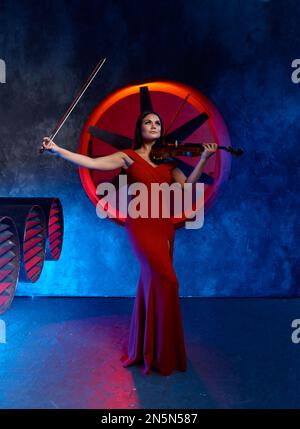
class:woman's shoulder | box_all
[119,149,135,171]
[119,148,136,158]
[120,148,133,152]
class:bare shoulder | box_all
[118,150,135,169]
[92,150,134,171]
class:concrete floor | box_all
[0,296,300,409]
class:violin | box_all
[150,140,244,162]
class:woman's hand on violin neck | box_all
[201,143,218,161]
[42,137,60,154]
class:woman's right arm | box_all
[42,137,133,171]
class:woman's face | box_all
[141,113,161,142]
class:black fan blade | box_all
[175,158,214,185]
[88,126,132,150]
[140,86,153,112]
[165,112,209,142]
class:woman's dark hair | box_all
[132,111,164,151]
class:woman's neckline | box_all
[132,149,160,169]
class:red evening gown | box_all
[119,149,187,376]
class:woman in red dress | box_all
[42,112,216,376]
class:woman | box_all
[42,111,217,376]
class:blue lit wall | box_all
[0,0,299,297]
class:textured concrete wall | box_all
[0,0,298,296]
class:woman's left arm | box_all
[171,167,187,188]
[172,143,218,186]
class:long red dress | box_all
[119,149,187,376]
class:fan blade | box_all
[140,86,153,112]
[165,112,209,142]
[88,126,132,150]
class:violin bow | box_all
[40,57,107,153]
[163,93,190,139]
